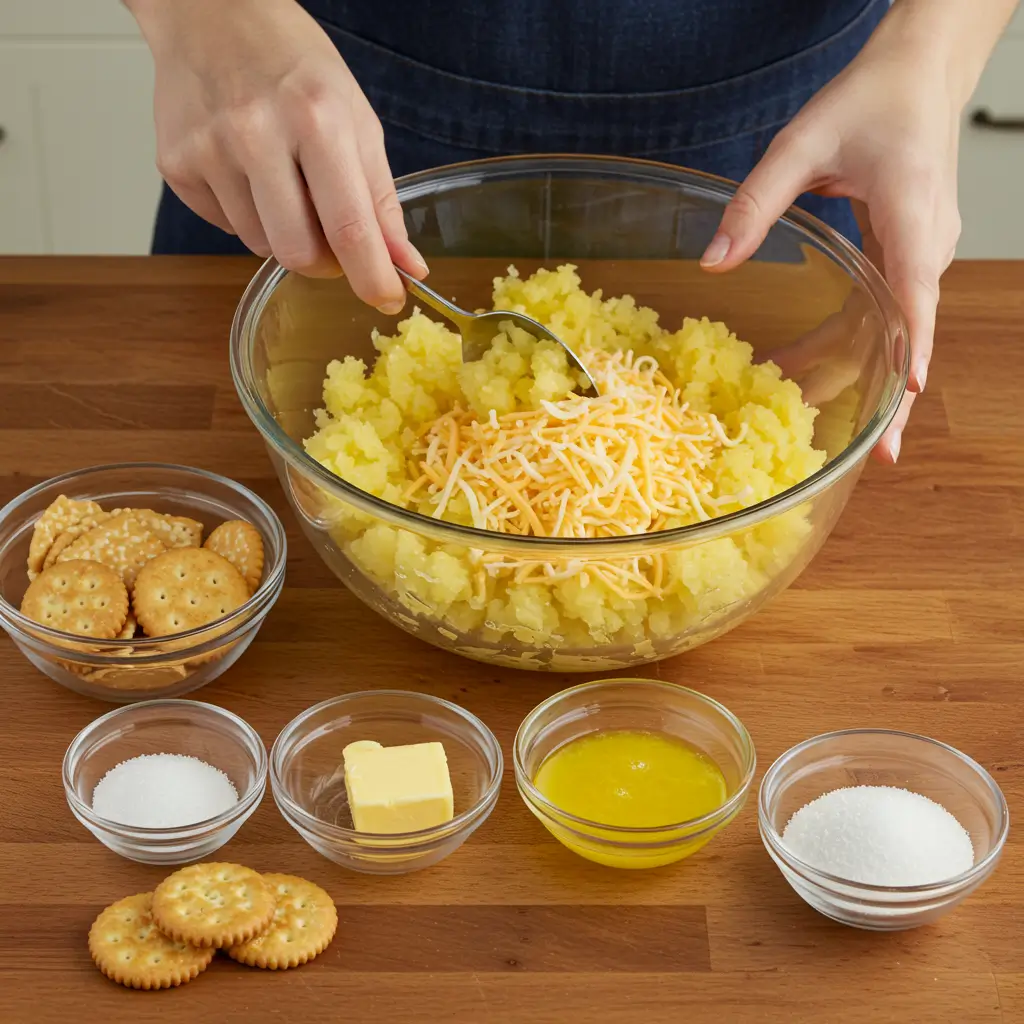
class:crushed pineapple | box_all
[304,265,826,659]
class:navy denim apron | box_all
[152,0,887,255]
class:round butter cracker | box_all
[152,862,275,949]
[133,548,249,637]
[21,559,129,639]
[89,892,215,990]
[114,507,203,549]
[41,510,114,573]
[226,873,337,970]
[79,661,191,692]
[117,610,139,641]
[27,495,104,578]
[204,519,265,594]
[56,511,167,589]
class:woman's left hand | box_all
[701,16,964,463]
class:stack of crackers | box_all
[19,495,266,691]
[89,862,338,990]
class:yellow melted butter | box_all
[535,729,727,828]
[532,730,729,868]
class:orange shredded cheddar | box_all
[408,348,751,598]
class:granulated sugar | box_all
[781,785,974,887]
[91,753,239,828]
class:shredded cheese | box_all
[406,349,749,600]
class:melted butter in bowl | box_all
[533,729,730,868]
[515,678,755,869]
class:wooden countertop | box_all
[0,257,1021,1024]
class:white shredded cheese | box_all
[407,348,749,599]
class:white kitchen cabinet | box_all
[0,3,161,255]
[1008,0,1024,36]
[0,0,141,36]
[958,33,1024,258]
[0,54,48,252]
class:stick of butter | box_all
[342,740,455,834]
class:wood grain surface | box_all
[0,257,1021,1024]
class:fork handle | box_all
[395,266,471,332]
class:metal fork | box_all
[395,267,600,397]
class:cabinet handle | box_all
[0,127,6,146]
[970,108,1024,132]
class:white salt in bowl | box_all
[63,699,267,865]
[758,729,1009,930]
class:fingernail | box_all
[377,300,404,316]
[911,363,928,393]
[409,245,428,275]
[888,432,902,462]
[701,233,732,268]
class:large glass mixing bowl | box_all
[231,156,907,671]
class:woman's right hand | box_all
[126,0,425,311]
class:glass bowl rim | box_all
[0,461,288,656]
[231,153,910,558]
[269,689,504,844]
[62,697,269,838]
[514,677,757,837]
[757,726,1011,895]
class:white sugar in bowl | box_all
[758,729,1009,930]
[63,699,267,865]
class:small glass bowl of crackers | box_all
[0,463,287,702]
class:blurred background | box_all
[2,0,1022,258]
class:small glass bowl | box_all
[758,729,1010,931]
[63,699,268,864]
[0,463,287,702]
[271,691,503,874]
[515,679,756,869]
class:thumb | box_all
[701,131,814,272]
